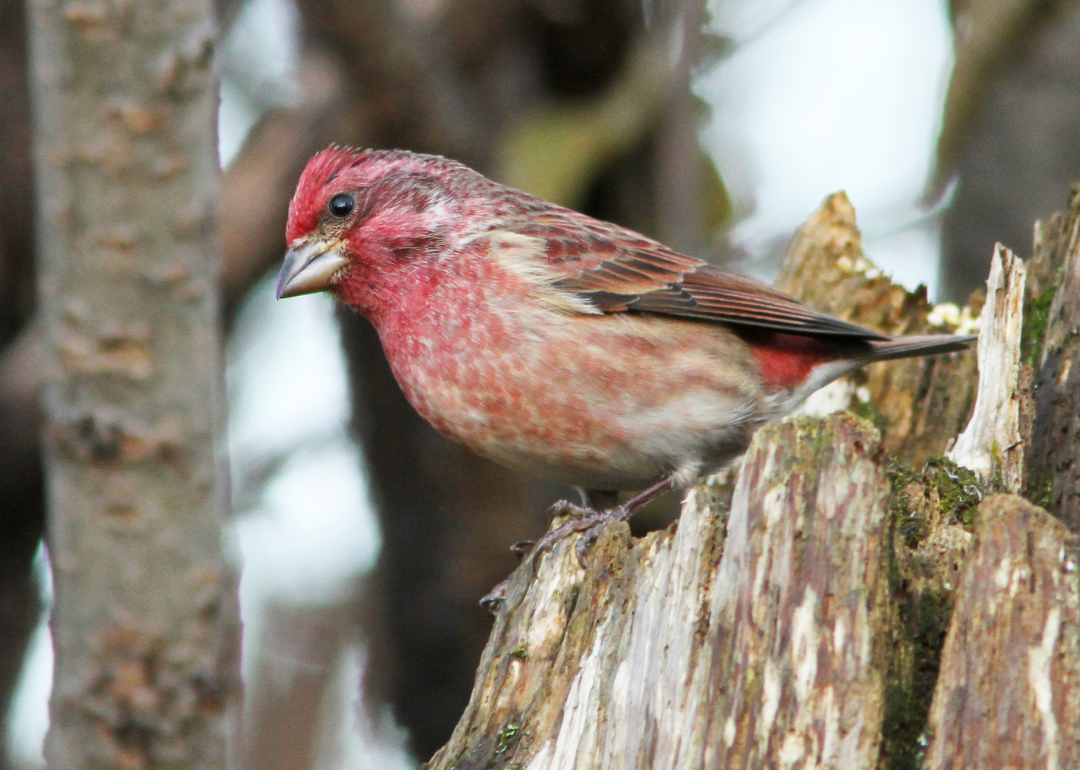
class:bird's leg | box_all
[480,477,678,610]
[530,474,678,570]
[506,490,617,554]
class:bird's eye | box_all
[328,193,355,218]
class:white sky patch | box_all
[227,275,352,460]
[699,0,953,297]
[218,0,300,167]
[5,546,51,770]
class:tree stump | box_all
[423,192,1080,769]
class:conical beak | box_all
[276,240,349,299]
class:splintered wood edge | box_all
[948,243,1026,490]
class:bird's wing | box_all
[496,208,888,340]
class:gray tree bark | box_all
[25,0,238,767]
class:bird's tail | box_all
[862,333,977,363]
[770,332,977,419]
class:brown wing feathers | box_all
[515,209,888,341]
[622,267,881,337]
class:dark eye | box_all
[328,193,354,218]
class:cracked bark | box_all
[1027,188,1080,530]
[923,493,1080,770]
[428,414,894,770]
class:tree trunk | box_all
[25,0,239,767]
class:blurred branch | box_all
[215,0,250,34]
[928,0,1058,201]
[936,1,1080,300]
[495,32,677,207]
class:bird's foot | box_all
[479,578,510,613]
[510,540,535,557]
[529,499,630,571]
[481,477,678,608]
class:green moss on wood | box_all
[495,721,522,754]
[1021,285,1055,369]
[924,457,982,528]
[888,456,983,543]
[881,453,982,769]
[880,589,952,770]
[888,460,929,548]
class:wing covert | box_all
[492,205,887,341]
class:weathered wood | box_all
[923,494,1080,769]
[948,244,1028,491]
[426,414,900,770]
[777,193,977,468]
[1027,189,1080,529]
[701,415,892,769]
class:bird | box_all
[276,147,975,568]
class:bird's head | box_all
[276,147,474,314]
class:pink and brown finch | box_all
[277,147,975,565]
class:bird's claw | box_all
[575,525,605,568]
[482,501,628,608]
[528,503,630,573]
[548,499,592,518]
[510,540,535,557]
[479,577,511,613]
